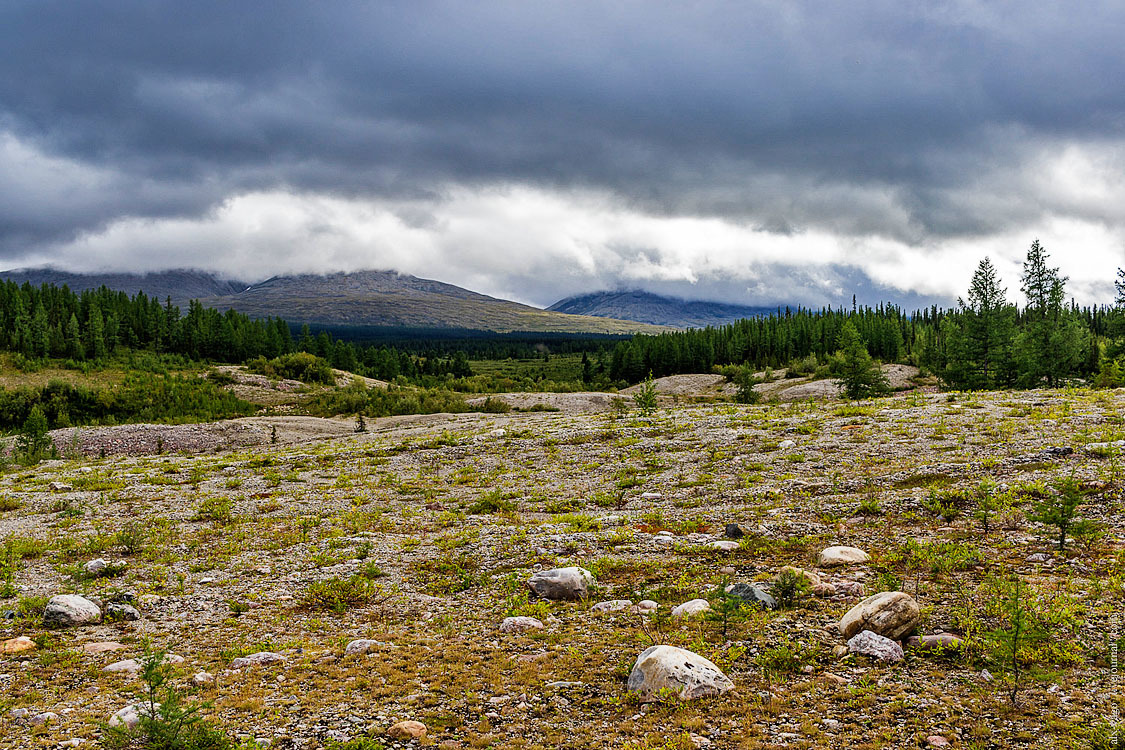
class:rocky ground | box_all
[1,384,1123,749]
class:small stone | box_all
[82,641,126,655]
[846,630,904,663]
[104,659,143,674]
[109,703,158,730]
[387,720,427,740]
[640,492,662,499]
[926,736,951,748]
[820,672,847,686]
[906,633,964,653]
[499,616,545,633]
[980,669,994,682]
[43,595,101,628]
[344,639,383,655]
[438,741,462,750]
[31,711,60,725]
[229,651,286,669]
[709,540,740,551]
[1026,552,1052,563]
[817,546,870,567]
[718,566,736,575]
[778,440,796,449]
[590,599,632,613]
[192,672,215,686]
[811,583,837,597]
[0,636,36,655]
[832,644,849,658]
[632,599,659,613]
[671,599,711,619]
[689,733,712,748]
[723,524,745,539]
[59,740,85,748]
[49,482,73,492]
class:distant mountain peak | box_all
[548,289,776,328]
[0,266,662,335]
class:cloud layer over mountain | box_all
[2,1,1123,306]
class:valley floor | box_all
[1,386,1122,749]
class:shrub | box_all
[633,371,659,416]
[771,569,811,609]
[301,575,379,613]
[246,352,335,385]
[101,647,233,750]
[1030,476,1086,551]
[467,489,517,514]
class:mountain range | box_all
[548,290,774,327]
[0,267,660,334]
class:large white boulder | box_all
[627,645,734,702]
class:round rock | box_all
[43,595,101,628]
[839,591,921,640]
[817,546,870,567]
[499,616,545,633]
[671,599,711,619]
[388,720,427,739]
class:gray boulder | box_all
[725,583,777,610]
[43,595,101,628]
[627,645,734,702]
[105,603,141,622]
[847,630,904,662]
[527,567,594,601]
[839,591,921,640]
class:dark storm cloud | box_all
[1,0,1123,295]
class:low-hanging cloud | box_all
[1,1,1124,307]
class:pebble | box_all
[590,599,633,613]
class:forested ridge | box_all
[610,241,1120,391]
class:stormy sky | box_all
[2,1,1124,308]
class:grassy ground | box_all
[0,387,1123,748]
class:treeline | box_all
[0,374,253,431]
[0,281,485,384]
[609,305,917,382]
[0,281,294,362]
[609,240,1115,390]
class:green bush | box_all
[246,352,335,385]
[301,575,380,613]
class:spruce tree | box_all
[944,257,1015,389]
[1016,239,1083,387]
[837,320,890,399]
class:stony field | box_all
[1,386,1124,749]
